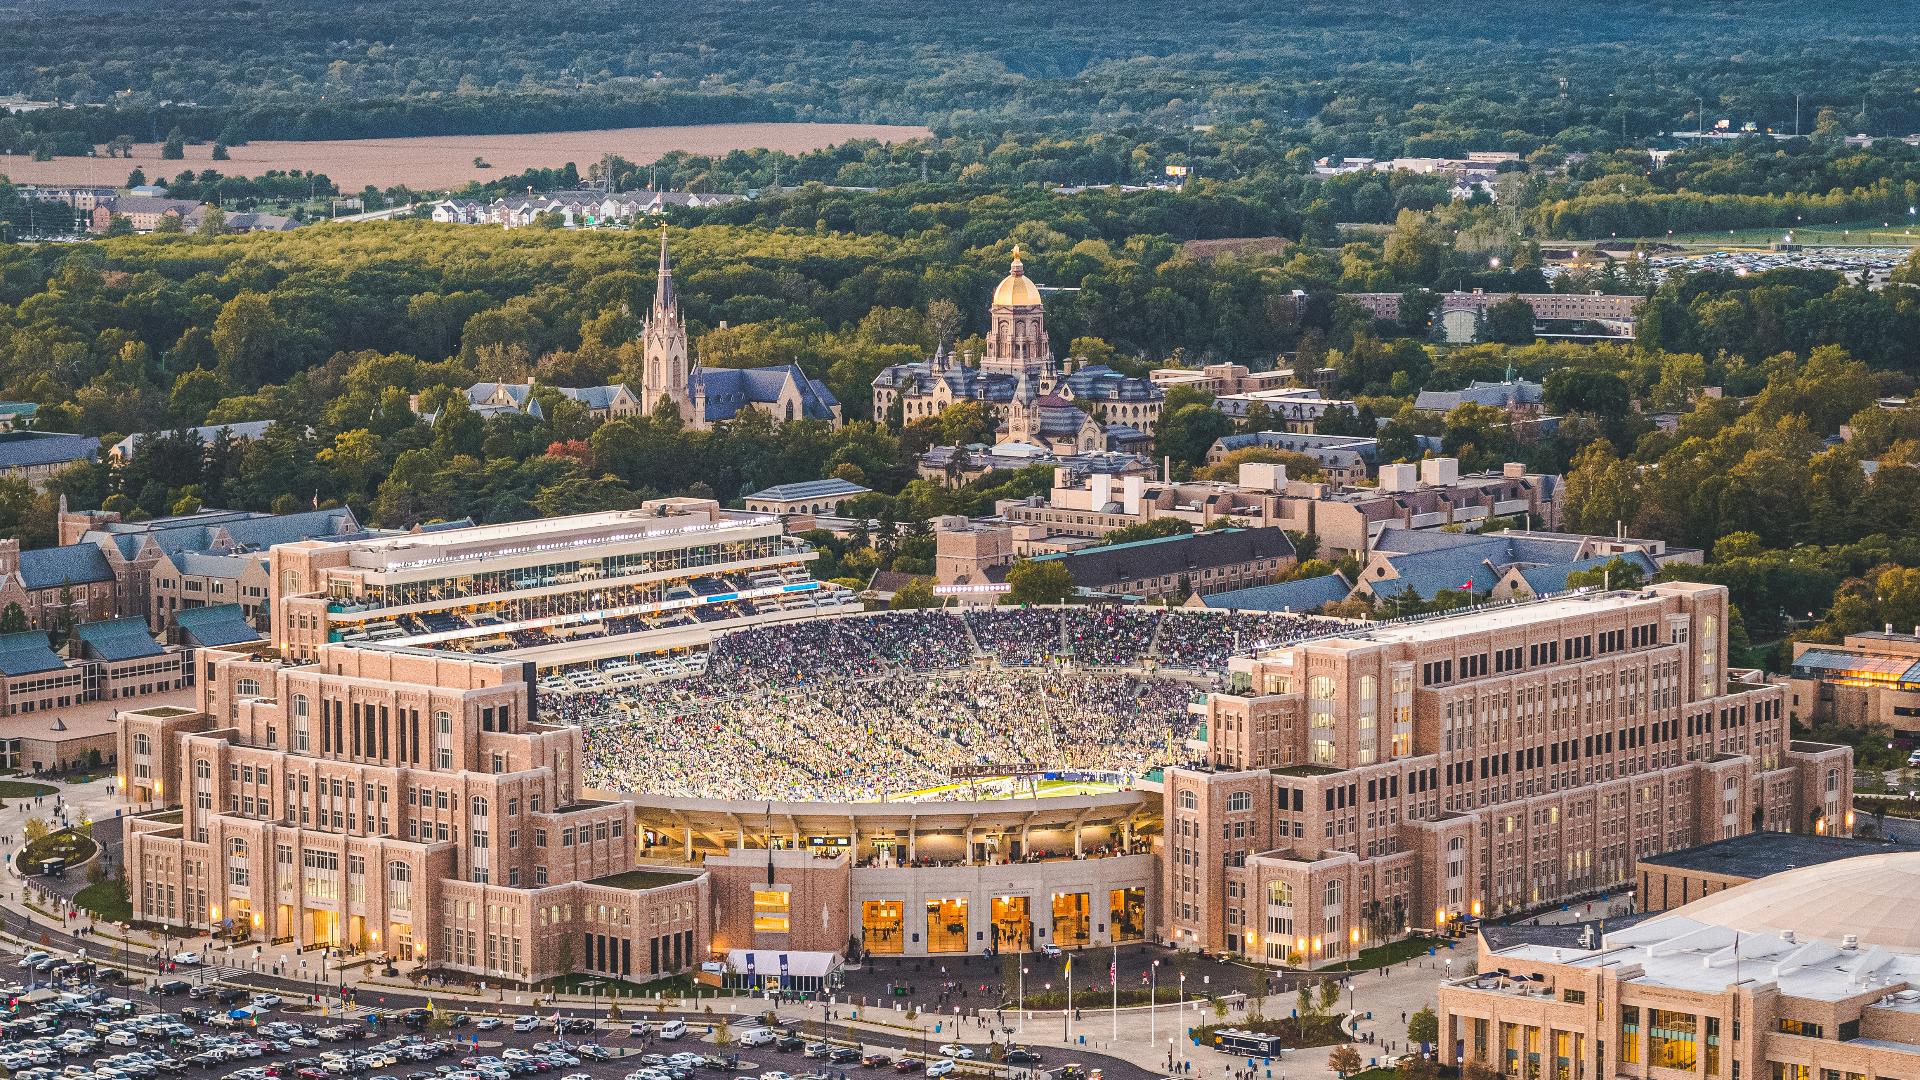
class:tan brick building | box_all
[1162,581,1848,968]
[1439,852,1920,1080]
[120,643,707,984]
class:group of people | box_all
[581,668,1203,802]
[560,606,1347,802]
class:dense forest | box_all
[3,0,1920,152]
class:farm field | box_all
[0,121,933,190]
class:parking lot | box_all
[0,951,1129,1080]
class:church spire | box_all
[654,225,675,314]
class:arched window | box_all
[133,733,151,756]
[229,838,249,887]
[292,694,310,751]
[1177,790,1197,810]
[1267,882,1292,906]
[433,710,453,769]
[1325,880,1342,907]
[194,759,211,779]
[1360,675,1377,700]
[1309,675,1335,699]
[471,797,488,818]
[387,862,412,910]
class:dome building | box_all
[871,245,1164,453]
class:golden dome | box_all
[992,245,1043,307]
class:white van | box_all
[736,1028,776,1048]
[657,1021,688,1041]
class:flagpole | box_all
[1111,941,1118,1041]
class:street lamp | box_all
[1149,959,1159,1049]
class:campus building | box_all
[1786,631,1920,734]
[871,248,1163,444]
[263,499,858,686]
[1161,581,1850,968]
[120,643,708,983]
[1438,851,1920,1080]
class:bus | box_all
[1212,1029,1287,1056]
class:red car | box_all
[892,1061,924,1074]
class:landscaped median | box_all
[14,822,98,876]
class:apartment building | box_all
[1438,852,1920,1080]
[1161,581,1849,968]
[120,643,708,983]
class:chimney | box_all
[1122,475,1145,516]
[1502,462,1526,479]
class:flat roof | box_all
[1639,831,1905,878]
[587,869,701,891]
[1338,591,1657,645]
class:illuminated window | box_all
[752,889,791,933]
[1649,1010,1697,1071]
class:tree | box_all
[1565,555,1646,591]
[1328,1046,1362,1077]
[160,127,186,160]
[1408,1006,1439,1049]
[1481,296,1536,344]
[891,577,937,609]
[211,141,230,161]
[1004,559,1075,605]
[0,603,26,634]
[198,206,226,236]
[23,818,48,846]
[1102,518,1193,545]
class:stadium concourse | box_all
[566,607,1348,803]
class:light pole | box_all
[1018,964,1027,1034]
[1149,960,1158,1049]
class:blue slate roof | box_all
[1515,551,1659,596]
[1373,540,1509,600]
[554,385,631,410]
[110,421,272,460]
[89,507,359,562]
[18,544,114,590]
[0,431,98,470]
[0,631,64,676]
[698,365,839,423]
[746,478,871,503]
[72,617,164,661]
[173,603,263,647]
[1199,573,1353,613]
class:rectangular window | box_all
[1649,1010,1697,1071]
[753,889,791,933]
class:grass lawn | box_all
[1612,218,1920,249]
[16,827,98,874]
[1350,1069,1399,1080]
[541,970,704,996]
[1321,936,1450,973]
[75,878,133,922]
[0,780,57,799]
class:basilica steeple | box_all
[642,227,695,423]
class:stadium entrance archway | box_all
[863,900,905,954]
[926,898,968,953]
[1110,887,1146,941]
[991,895,1032,950]
[1052,891,1091,947]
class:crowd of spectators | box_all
[563,606,1352,801]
